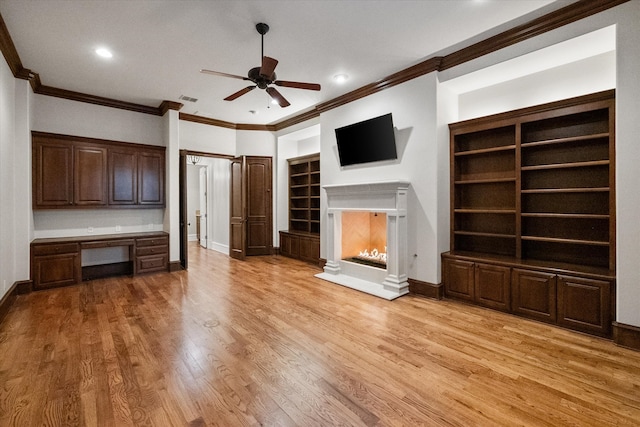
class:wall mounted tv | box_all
[335,113,397,166]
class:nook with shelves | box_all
[443,90,615,337]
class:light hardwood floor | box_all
[1,243,639,426]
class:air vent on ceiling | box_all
[179,95,198,103]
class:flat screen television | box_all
[335,113,397,166]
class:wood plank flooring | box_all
[1,243,639,426]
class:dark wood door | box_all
[475,263,511,312]
[246,156,272,256]
[138,151,165,205]
[74,145,108,206]
[229,156,247,260]
[557,275,611,336]
[33,139,73,207]
[511,269,557,323]
[108,148,137,205]
[443,258,475,301]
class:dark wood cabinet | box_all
[279,231,320,265]
[138,151,165,206]
[74,145,108,206]
[512,269,557,323]
[557,275,612,336]
[443,91,615,338]
[33,132,165,209]
[109,148,138,205]
[442,258,510,311]
[135,235,169,274]
[31,243,81,290]
[33,139,73,207]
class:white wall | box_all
[320,73,441,284]
[186,164,201,239]
[207,157,230,254]
[457,51,615,120]
[0,51,17,298]
[179,120,235,155]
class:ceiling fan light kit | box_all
[200,22,321,108]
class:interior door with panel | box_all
[246,156,272,256]
[229,156,273,260]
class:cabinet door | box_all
[475,263,510,312]
[109,149,137,205]
[33,253,80,289]
[300,236,320,264]
[33,140,73,207]
[74,145,108,206]
[443,258,475,301]
[511,269,556,323]
[557,275,612,337]
[138,151,165,205]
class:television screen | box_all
[335,113,397,166]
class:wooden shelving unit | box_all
[280,154,320,264]
[443,90,615,337]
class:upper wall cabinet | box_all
[32,132,166,210]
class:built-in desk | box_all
[30,231,169,290]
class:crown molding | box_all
[179,112,237,129]
[159,100,184,115]
[0,0,630,130]
[439,0,630,71]
[0,12,27,78]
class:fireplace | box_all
[316,181,410,300]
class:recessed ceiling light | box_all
[95,48,113,59]
[333,73,349,84]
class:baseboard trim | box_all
[613,322,640,351]
[408,278,443,300]
[0,280,33,324]
[168,261,183,272]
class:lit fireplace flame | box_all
[357,246,387,264]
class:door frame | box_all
[178,149,233,270]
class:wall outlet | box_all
[115,225,121,232]
[88,227,94,233]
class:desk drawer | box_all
[136,236,169,247]
[81,239,135,249]
[136,254,168,273]
[32,243,79,256]
[136,245,168,257]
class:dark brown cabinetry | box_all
[280,154,320,264]
[443,91,615,337]
[33,132,165,209]
[31,243,81,290]
[279,231,320,264]
[135,235,169,274]
[31,232,169,290]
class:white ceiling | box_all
[0,0,580,125]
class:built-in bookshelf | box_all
[280,154,320,264]
[443,90,615,338]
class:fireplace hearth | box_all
[315,181,410,300]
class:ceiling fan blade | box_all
[260,56,278,78]
[200,69,249,81]
[224,86,256,101]
[274,80,321,91]
[266,87,290,107]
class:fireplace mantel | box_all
[316,180,410,300]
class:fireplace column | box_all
[323,210,341,274]
[382,211,409,295]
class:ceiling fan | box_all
[200,23,321,108]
